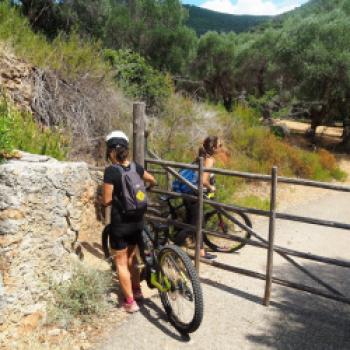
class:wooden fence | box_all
[105,102,350,307]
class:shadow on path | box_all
[81,241,105,260]
[246,262,350,350]
[200,277,263,305]
[139,298,191,342]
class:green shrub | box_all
[0,98,14,159]
[236,195,270,211]
[104,49,172,112]
[0,97,69,160]
[0,2,107,79]
[222,105,346,182]
[48,264,112,328]
[247,90,278,114]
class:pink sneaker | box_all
[123,300,140,313]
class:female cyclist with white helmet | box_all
[103,130,156,313]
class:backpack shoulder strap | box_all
[111,164,125,176]
[129,162,136,172]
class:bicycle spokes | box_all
[160,251,196,325]
[204,211,252,253]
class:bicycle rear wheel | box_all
[203,210,252,253]
[101,224,117,271]
[158,245,203,334]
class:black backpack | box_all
[112,162,147,217]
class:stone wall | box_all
[0,152,103,324]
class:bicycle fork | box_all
[150,270,172,292]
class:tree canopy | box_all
[9,0,350,148]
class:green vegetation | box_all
[0,3,106,79]
[0,96,69,161]
[184,5,270,36]
[10,0,350,147]
[11,0,197,75]
[0,98,13,158]
[47,264,112,328]
[1,0,347,189]
[236,195,270,211]
[194,32,237,111]
[149,99,346,208]
[226,105,346,180]
[104,49,172,111]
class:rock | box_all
[23,303,45,316]
[0,219,24,235]
[80,331,87,340]
[48,328,62,336]
[20,312,43,332]
[0,154,103,325]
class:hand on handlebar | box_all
[203,185,216,198]
[146,183,157,191]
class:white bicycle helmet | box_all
[105,130,129,148]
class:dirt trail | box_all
[95,159,350,350]
[275,120,343,138]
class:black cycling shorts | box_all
[109,222,143,251]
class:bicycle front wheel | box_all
[203,210,252,253]
[158,245,203,334]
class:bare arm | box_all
[143,170,157,188]
[103,183,113,206]
[203,157,215,191]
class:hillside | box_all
[184,5,270,35]
[1,1,347,180]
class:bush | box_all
[104,49,172,112]
[0,98,13,158]
[0,2,107,79]
[0,97,69,160]
[222,105,345,181]
[48,264,112,328]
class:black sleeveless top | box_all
[103,162,144,225]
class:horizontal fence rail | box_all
[102,103,350,309]
[145,158,350,192]
[150,188,350,231]
[144,152,350,305]
[196,258,350,305]
[146,212,350,269]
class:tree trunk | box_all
[223,96,233,112]
[307,106,325,141]
[342,119,350,152]
[256,61,267,97]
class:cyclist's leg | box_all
[125,231,143,296]
[113,247,133,299]
[184,198,208,256]
[110,227,140,310]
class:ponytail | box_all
[196,136,219,161]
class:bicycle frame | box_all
[150,195,225,233]
[141,226,172,292]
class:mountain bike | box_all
[102,224,204,334]
[148,193,252,253]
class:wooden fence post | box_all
[195,157,204,273]
[264,166,278,306]
[133,102,146,167]
[144,129,149,171]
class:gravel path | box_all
[97,189,350,350]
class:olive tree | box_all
[193,31,237,111]
[275,11,350,144]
